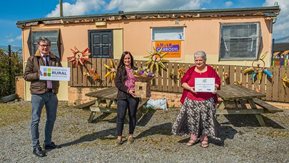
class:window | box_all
[152,27,184,41]
[152,27,184,58]
[89,30,113,58]
[219,23,260,60]
[28,30,61,58]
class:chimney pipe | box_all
[59,0,63,17]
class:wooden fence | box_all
[68,58,289,103]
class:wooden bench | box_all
[253,98,283,113]
[86,87,150,123]
[74,100,96,109]
[217,85,267,126]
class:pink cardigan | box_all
[180,65,221,104]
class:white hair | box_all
[194,51,207,61]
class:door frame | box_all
[88,29,113,58]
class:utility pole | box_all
[60,0,63,17]
[8,45,12,94]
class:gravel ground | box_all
[1,101,289,163]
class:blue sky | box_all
[0,0,288,47]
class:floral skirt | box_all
[172,97,220,140]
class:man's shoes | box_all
[33,147,46,157]
[44,142,61,150]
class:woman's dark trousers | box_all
[116,97,139,136]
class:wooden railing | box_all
[68,58,289,103]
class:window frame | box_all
[27,29,61,59]
[219,22,261,61]
[152,27,184,41]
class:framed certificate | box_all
[195,78,215,92]
[40,66,70,81]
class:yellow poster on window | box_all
[154,40,181,58]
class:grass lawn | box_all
[0,101,31,127]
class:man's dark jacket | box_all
[24,50,62,94]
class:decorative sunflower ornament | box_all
[144,47,169,75]
[67,47,90,67]
[104,59,116,82]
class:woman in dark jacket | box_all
[115,51,139,145]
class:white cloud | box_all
[47,0,106,17]
[106,0,121,10]
[106,0,210,11]
[225,1,233,7]
[48,0,211,16]
[7,38,14,43]
[263,0,289,39]
[16,35,22,40]
[7,35,22,44]
[7,35,22,43]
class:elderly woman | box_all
[172,51,221,148]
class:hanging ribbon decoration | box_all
[243,52,273,83]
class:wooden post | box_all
[8,45,12,94]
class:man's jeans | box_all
[31,92,58,148]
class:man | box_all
[24,37,62,157]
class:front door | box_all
[89,30,113,58]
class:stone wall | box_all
[68,87,100,106]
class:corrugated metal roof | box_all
[16,6,280,28]
[273,43,289,52]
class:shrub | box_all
[0,48,23,97]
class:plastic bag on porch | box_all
[145,98,168,110]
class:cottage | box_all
[17,6,280,104]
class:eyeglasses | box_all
[39,44,51,47]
